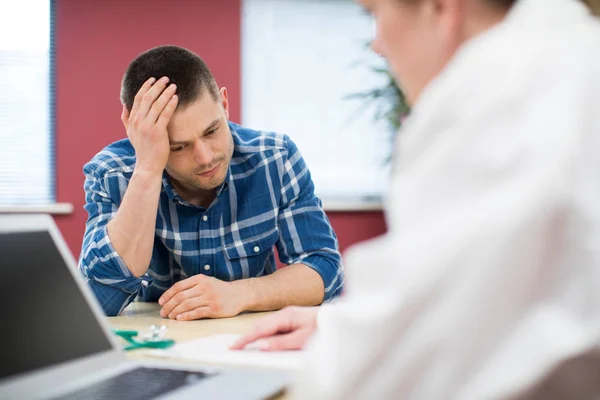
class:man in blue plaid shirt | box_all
[78,45,343,319]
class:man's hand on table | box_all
[158,275,249,320]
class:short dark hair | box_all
[120,45,220,112]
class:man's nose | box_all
[193,141,214,166]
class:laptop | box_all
[0,214,290,400]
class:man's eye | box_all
[171,145,186,152]
[206,128,217,136]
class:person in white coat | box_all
[232,0,600,398]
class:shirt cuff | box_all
[294,254,344,302]
[81,225,154,294]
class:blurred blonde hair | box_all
[582,0,600,15]
[488,0,600,15]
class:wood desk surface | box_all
[108,302,289,399]
[109,302,275,342]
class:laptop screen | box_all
[0,231,113,381]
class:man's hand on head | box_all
[158,275,249,320]
[122,76,178,177]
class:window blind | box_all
[0,0,53,205]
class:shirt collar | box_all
[161,172,183,203]
[219,166,231,194]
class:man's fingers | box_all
[146,83,177,124]
[168,296,207,320]
[160,288,193,317]
[136,76,170,120]
[159,276,197,306]
[175,306,212,321]
[130,77,156,120]
[230,313,293,350]
[160,293,185,318]
[156,94,179,129]
[159,286,198,318]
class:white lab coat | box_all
[293,0,600,398]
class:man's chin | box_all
[187,176,225,191]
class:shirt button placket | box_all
[199,213,211,276]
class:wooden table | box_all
[110,302,276,343]
[109,302,288,399]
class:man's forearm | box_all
[236,263,325,312]
[106,169,162,278]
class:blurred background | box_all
[0,0,408,259]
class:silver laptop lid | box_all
[0,214,125,398]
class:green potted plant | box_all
[345,62,410,163]
[347,66,409,132]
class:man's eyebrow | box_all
[169,119,221,145]
[169,139,189,146]
[203,118,221,134]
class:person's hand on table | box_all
[158,275,246,320]
[230,306,318,351]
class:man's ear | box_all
[121,104,130,128]
[220,87,230,120]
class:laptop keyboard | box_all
[55,366,212,400]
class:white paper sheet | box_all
[147,333,303,370]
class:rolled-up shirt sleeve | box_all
[276,136,344,301]
[78,164,153,316]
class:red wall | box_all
[330,211,386,254]
[54,0,386,259]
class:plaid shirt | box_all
[78,122,344,316]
